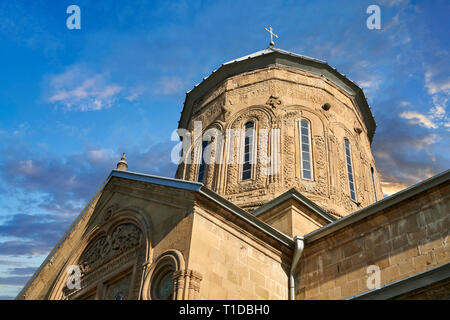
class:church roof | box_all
[179,45,377,142]
[251,188,337,223]
[109,170,294,248]
[17,167,449,299]
[304,169,450,244]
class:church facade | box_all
[18,46,450,300]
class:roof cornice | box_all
[349,262,450,300]
[111,170,294,248]
[179,46,376,142]
[304,169,450,244]
[251,188,337,223]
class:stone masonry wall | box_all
[295,182,450,299]
[187,204,291,299]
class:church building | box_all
[17,41,450,300]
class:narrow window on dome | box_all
[197,140,208,182]
[299,119,313,180]
[371,166,378,202]
[242,121,255,181]
[344,139,357,201]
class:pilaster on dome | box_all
[116,153,128,171]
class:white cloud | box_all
[381,180,408,196]
[378,0,410,7]
[399,111,438,129]
[400,101,411,107]
[17,160,39,176]
[46,66,123,111]
[154,76,185,95]
[125,87,145,102]
[430,105,445,119]
[86,149,117,163]
[425,70,450,95]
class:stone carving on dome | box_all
[192,99,224,129]
[205,139,218,189]
[282,134,296,189]
[313,136,329,197]
[79,223,143,275]
[266,95,282,109]
[225,109,271,195]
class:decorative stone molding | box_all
[176,65,383,216]
[141,249,187,300]
[79,223,143,275]
[102,204,119,222]
[173,269,203,300]
[266,95,282,108]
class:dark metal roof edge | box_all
[348,262,450,300]
[17,170,294,298]
[304,169,450,244]
[109,171,293,248]
[110,170,203,191]
[252,188,336,223]
[179,46,376,141]
[115,171,294,248]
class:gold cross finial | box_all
[265,26,278,46]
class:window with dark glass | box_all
[197,140,208,182]
[150,269,174,300]
[300,119,313,180]
[344,139,357,201]
[242,121,255,180]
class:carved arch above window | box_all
[48,210,150,300]
[141,250,202,300]
[78,223,143,275]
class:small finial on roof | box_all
[116,153,128,171]
[265,26,278,47]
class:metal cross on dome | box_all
[265,26,278,46]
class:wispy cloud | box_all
[373,109,447,196]
[46,66,123,111]
[399,110,438,129]
[154,76,186,95]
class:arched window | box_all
[371,166,378,201]
[242,121,255,180]
[150,268,175,300]
[344,139,357,201]
[299,119,313,180]
[197,140,209,182]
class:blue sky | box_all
[0,0,448,299]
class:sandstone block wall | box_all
[295,183,450,299]
[187,205,291,299]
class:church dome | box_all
[175,46,382,217]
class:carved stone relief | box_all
[79,223,143,275]
[266,95,282,108]
[313,136,329,197]
[225,108,272,195]
[177,65,381,216]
